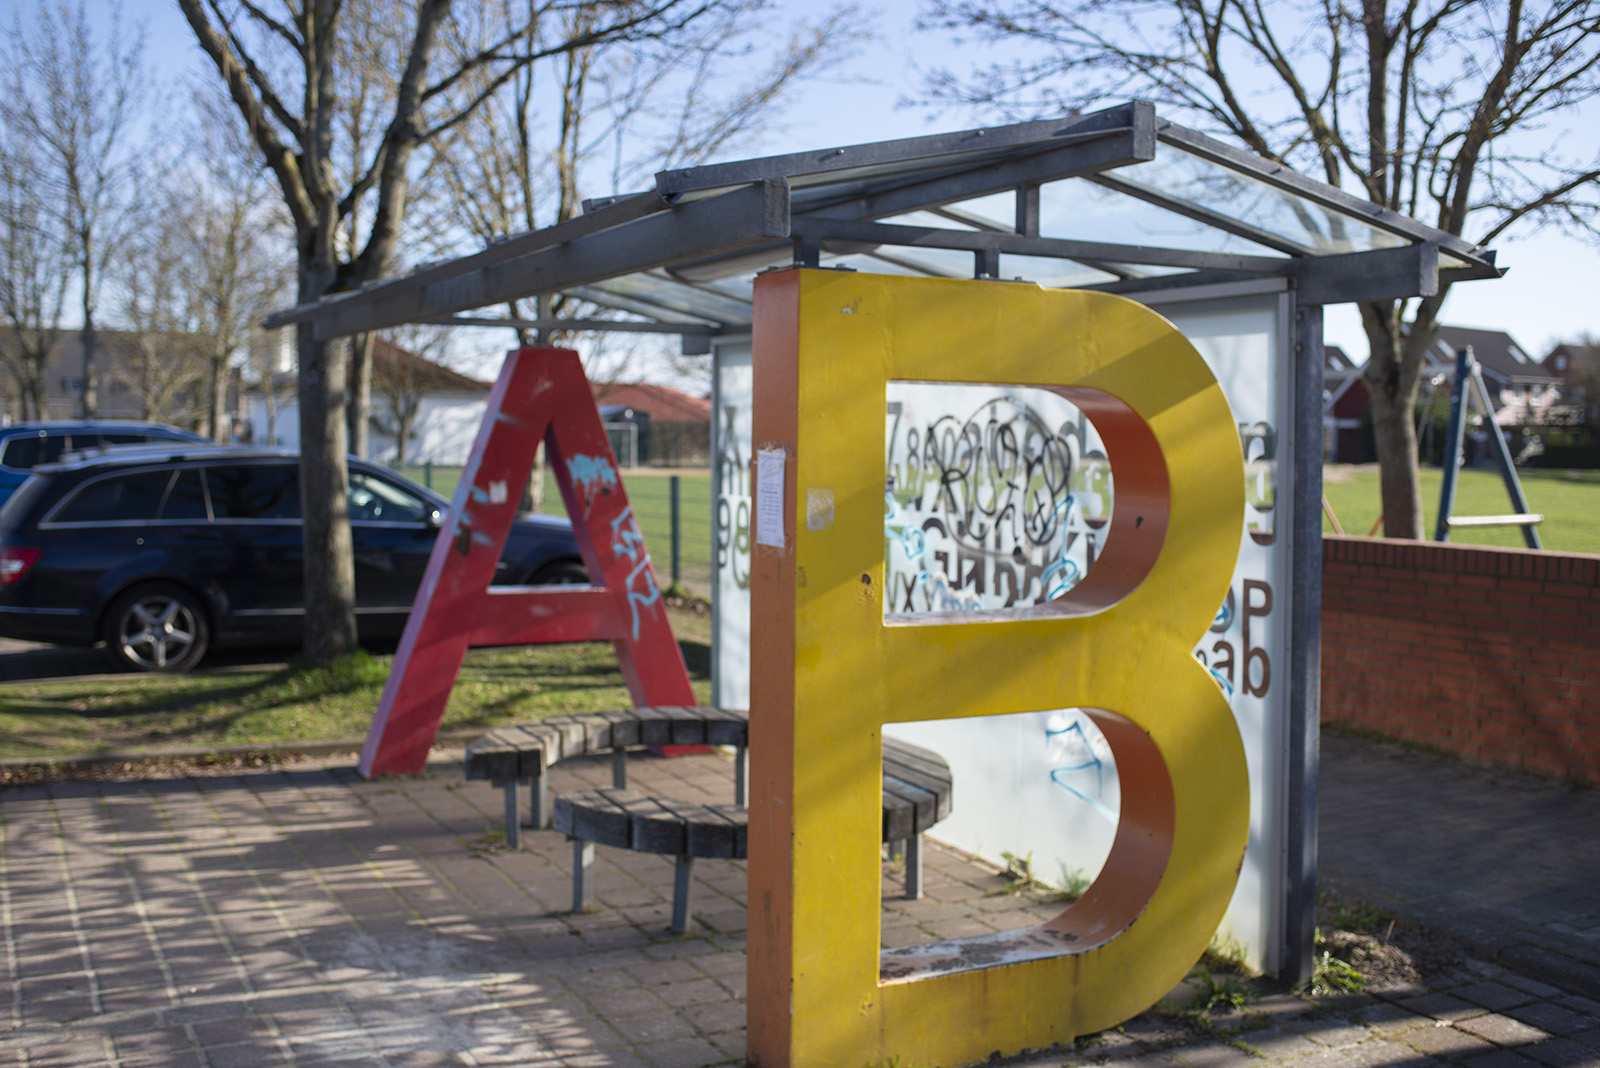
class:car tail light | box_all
[0,547,41,585]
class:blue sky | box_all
[32,0,1600,365]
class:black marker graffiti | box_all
[884,392,1110,613]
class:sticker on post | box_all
[756,449,786,548]
[806,488,834,530]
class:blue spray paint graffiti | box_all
[609,505,662,641]
[1044,714,1117,822]
[568,454,618,515]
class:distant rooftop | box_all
[595,382,711,423]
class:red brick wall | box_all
[1321,536,1600,785]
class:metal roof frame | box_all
[265,101,1501,343]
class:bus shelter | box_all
[270,100,1499,1005]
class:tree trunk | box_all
[80,231,97,417]
[79,319,96,417]
[210,345,230,442]
[297,318,358,663]
[347,332,372,457]
[1362,311,1425,539]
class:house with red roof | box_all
[593,382,711,466]
[244,337,493,464]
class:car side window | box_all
[1,437,41,469]
[162,468,209,520]
[205,463,300,519]
[1,433,69,470]
[348,470,430,523]
[53,470,173,523]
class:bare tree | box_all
[426,2,852,507]
[246,329,297,445]
[178,0,753,665]
[1565,335,1600,434]
[188,107,294,442]
[0,123,69,420]
[370,326,454,464]
[116,206,209,422]
[3,0,148,419]
[432,2,855,352]
[920,0,1600,538]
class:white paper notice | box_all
[755,449,786,548]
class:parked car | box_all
[0,420,207,504]
[0,445,587,671]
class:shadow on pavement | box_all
[0,638,294,683]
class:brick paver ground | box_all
[1319,732,1600,998]
[1,742,1597,1068]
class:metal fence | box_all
[389,462,713,596]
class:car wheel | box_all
[530,560,591,585]
[102,583,211,673]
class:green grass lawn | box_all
[1322,465,1600,554]
[0,605,711,761]
[393,464,715,591]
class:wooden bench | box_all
[464,708,953,933]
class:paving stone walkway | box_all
[0,738,1596,1068]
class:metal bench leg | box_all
[528,766,550,829]
[612,748,628,789]
[671,855,695,934]
[734,745,747,806]
[499,782,520,849]
[571,839,595,913]
[904,835,923,900]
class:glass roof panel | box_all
[828,254,929,277]
[996,254,1120,288]
[876,210,989,232]
[862,244,975,278]
[1035,179,1290,258]
[940,191,1015,230]
[592,271,752,323]
[1122,142,1409,254]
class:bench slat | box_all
[463,732,522,782]
[556,789,750,859]
[883,775,939,839]
[632,795,691,854]
[597,709,644,749]
[555,790,632,848]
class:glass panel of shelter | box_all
[1125,141,1411,254]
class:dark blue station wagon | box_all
[0,446,586,671]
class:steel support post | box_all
[671,856,695,934]
[500,783,520,849]
[905,834,923,900]
[1435,348,1474,542]
[527,765,550,829]
[1283,298,1324,989]
[670,475,682,586]
[572,840,595,913]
